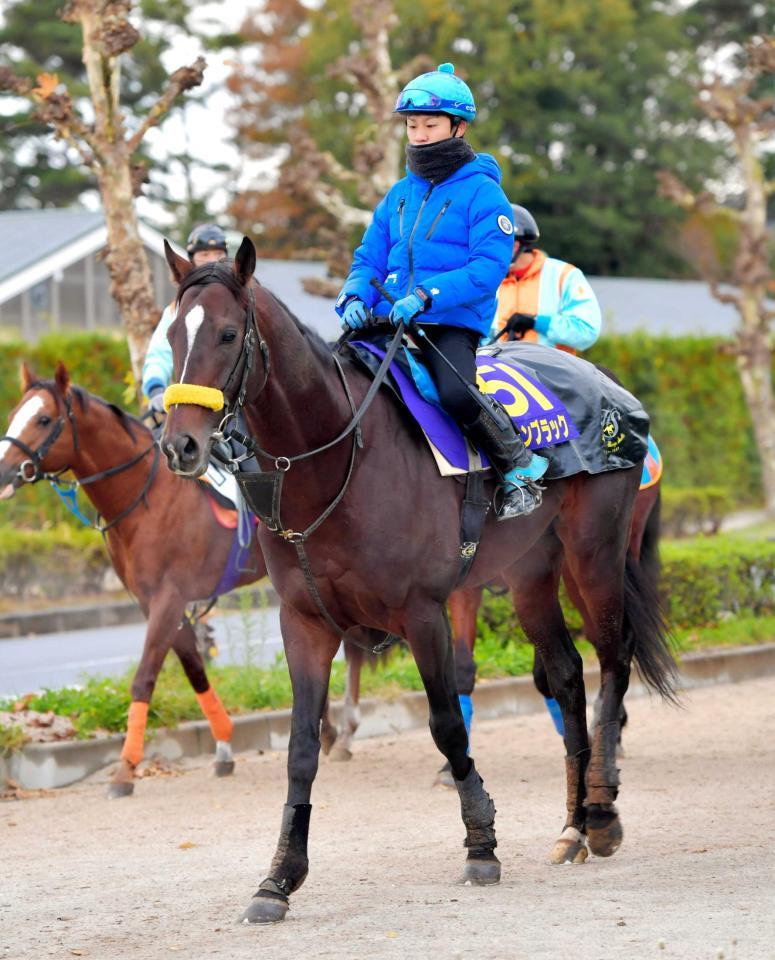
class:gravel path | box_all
[1,676,774,960]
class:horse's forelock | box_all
[176,260,249,310]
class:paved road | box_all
[1,676,774,959]
[0,606,288,698]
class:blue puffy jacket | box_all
[336,154,514,337]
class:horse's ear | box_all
[233,236,256,287]
[164,239,192,284]
[19,362,37,392]
[54,361,71,396]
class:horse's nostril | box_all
[174,434,200,464]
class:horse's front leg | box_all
[408,607,500,886]
[433,586,482,788]
[240,603,340,925]
[107,588,183,799]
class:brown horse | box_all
[160,240,676,924]
[0,362,269,797]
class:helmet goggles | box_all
[394,88,475,116]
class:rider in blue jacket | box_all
[336,64,548,519]
[142,223,229,409]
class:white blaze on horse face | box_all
[180,304,206,383]
[0,395,45,461]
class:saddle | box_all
[346,339,650,480]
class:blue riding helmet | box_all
[394,62,476,121]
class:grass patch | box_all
[2,612,772,747]
[0,721,28,755]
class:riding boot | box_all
[463,402,548,520]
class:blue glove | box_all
[389,292,425,328]
[342,298,370,330]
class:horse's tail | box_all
[624,541,679,704]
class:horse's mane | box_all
[176,259,335,363]
[31,379,144,442]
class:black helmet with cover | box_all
[186,223,228,260]
[510,204,540,250]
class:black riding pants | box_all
[418,325,481,427]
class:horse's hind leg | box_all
[327,639,363,762]
[173,621,235,777]
[240,604,340,924]
[505,530,590,865]
[558,471,639,858]
[407,606,500,886]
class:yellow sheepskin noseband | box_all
[163,383,225,412]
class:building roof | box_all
[590,275,741,338]
[0,208,760,338]
[0,208,170,307]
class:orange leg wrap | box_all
[121,700,149,767]
[196,686,233,742]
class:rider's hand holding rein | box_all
[147,385,166,414]
[342,298,370,330]
[389,292,427,327]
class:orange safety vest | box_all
[495,250,577,355]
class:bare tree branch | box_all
[708,280,742,308]
[126,57,206,155]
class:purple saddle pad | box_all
[354,341,579,472]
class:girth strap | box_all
[457,471,491,585]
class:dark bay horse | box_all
[160,239,677,924]
[0,362,270,797]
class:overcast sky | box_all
[136,0,278,230]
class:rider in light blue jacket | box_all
[336,63,549,520]
[142,224,229,408]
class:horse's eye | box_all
[220,329,237,344]
[38,415,52,427]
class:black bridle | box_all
[0,382,80,484]
[0,382,159,534]
[180,271,405,646]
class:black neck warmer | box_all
[405,137,476,184]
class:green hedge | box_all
[661,486,734,538]
[588,333,760,502]
[478,534,775,640]
[0,525,109,606]
[661,536,775,628]
[0,330,766,531]
[0,332,133,529]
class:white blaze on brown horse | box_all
[160,236,676,925]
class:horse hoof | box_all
[461,857,501,886]
[106,780,135,799]
[320,727,337,756]
[586,805,623,858]
[328,743,352,762]
[213,760,235,778]
[433,762,455,790]
[549,828,588,864]
[239,895,289,924]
